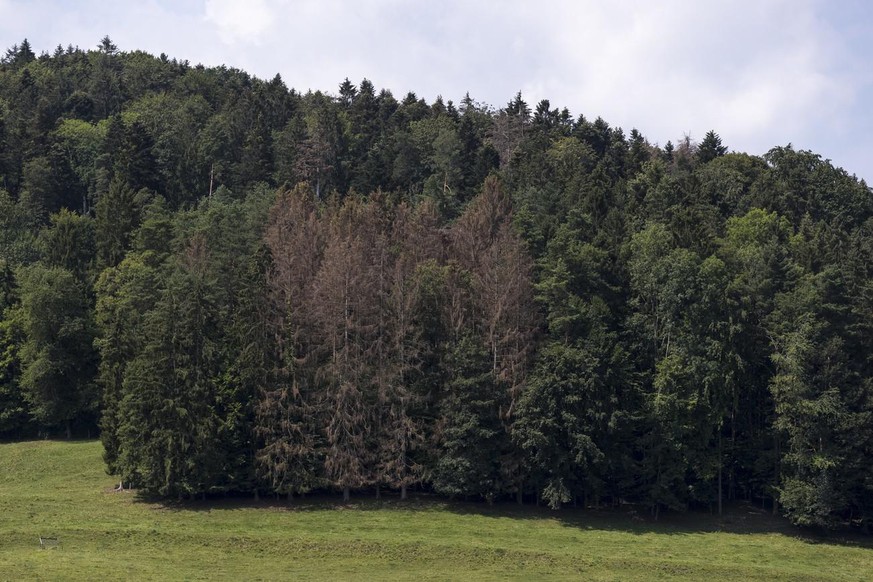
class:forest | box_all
[1,37,872,531]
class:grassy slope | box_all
[1,441,872,581]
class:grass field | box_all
[2,440,872,581]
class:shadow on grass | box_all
[132,489,873,550]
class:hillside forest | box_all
[1,38,872,531]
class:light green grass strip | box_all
[2,440,872,581]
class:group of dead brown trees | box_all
[255,175,538,502]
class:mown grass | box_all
[2,440,872,580]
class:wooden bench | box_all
[39,536,59,550]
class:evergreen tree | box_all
[95,179,147,269]
[697,130,728,164]
[94,254,159,475]
[433,333,504,501]
[115,237,224,497]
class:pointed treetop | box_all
[507,91,530,119]
[697,130,728,163]
[358,78,375,97]
[3,38,36,66]
[99,35,118,55]
[19,38,35,61]
[338,78,356,106]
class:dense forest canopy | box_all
[1,38,872,531]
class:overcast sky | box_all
[2,0,871,181]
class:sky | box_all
[1,0,872,182]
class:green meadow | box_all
[2,440,872,581]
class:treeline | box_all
[1,38,873,531]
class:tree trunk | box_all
[517,488,523,505]
[773,434,780,516]
[375,484,380,500]
[401,484,407,501]
[730,396,737,501]
[65,420,71,440]
[718,432,723,516]
[343,486,350,502]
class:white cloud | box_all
[204,0,276,44]
[513,0,851,155]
